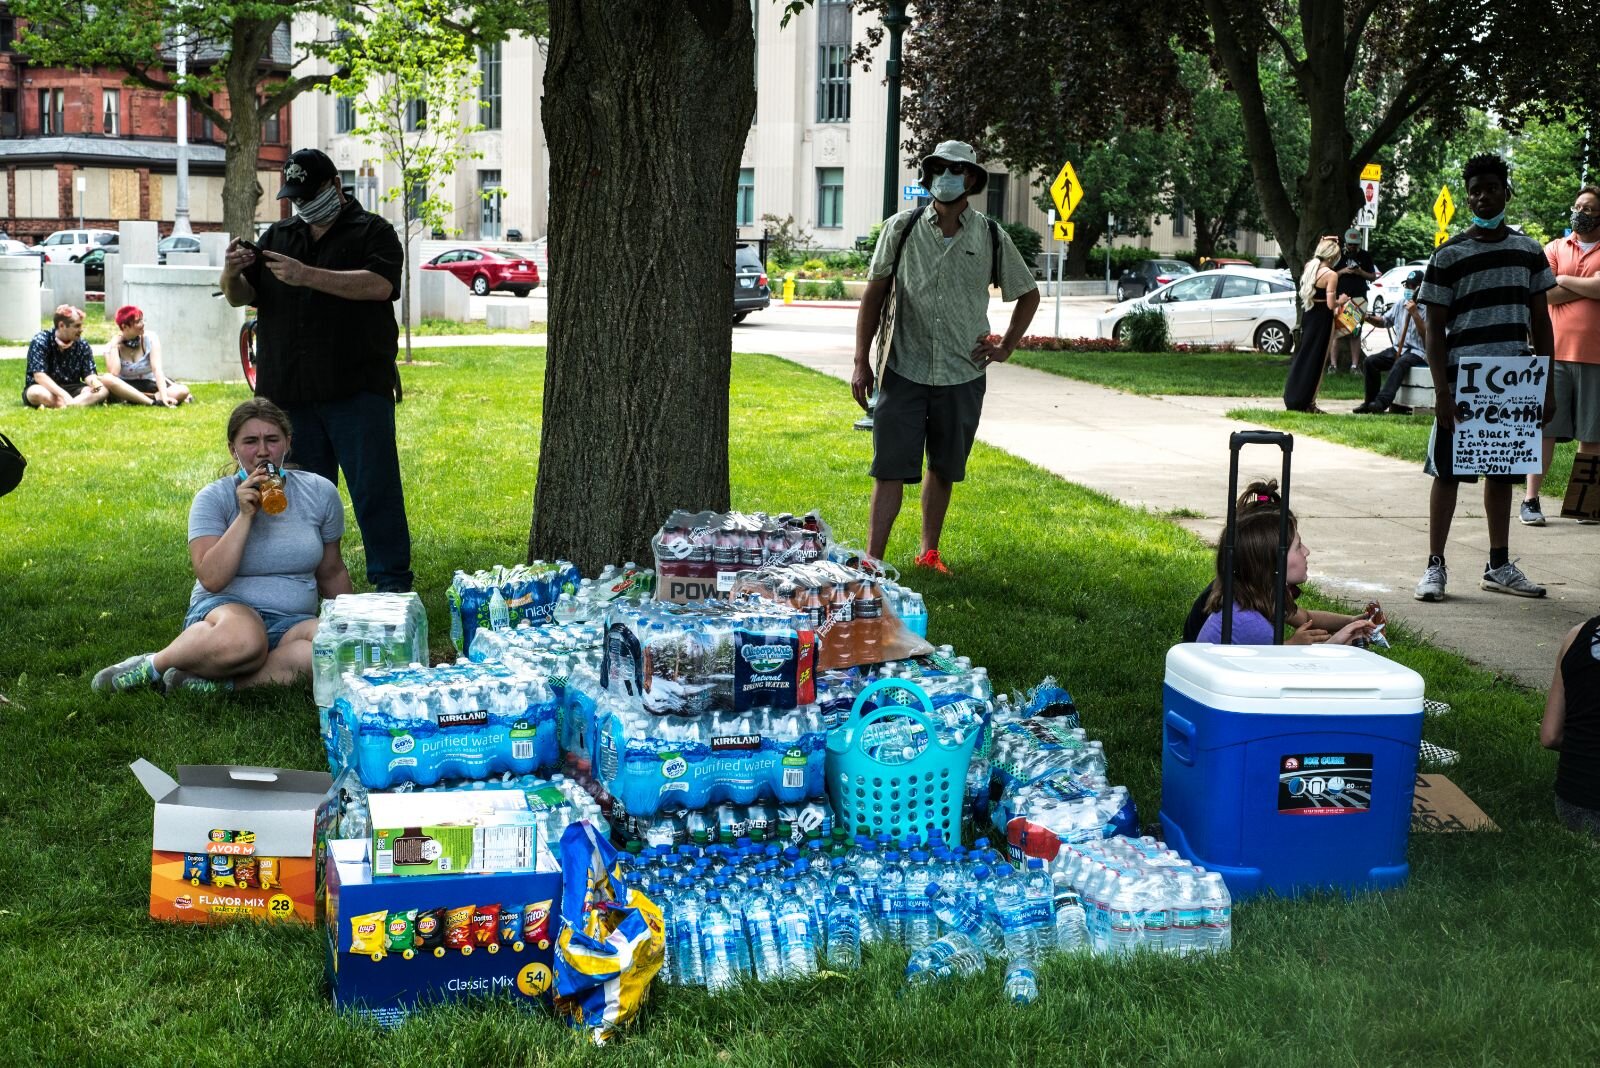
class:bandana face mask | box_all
[293,182,342,224]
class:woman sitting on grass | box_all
[1196,488,1374,646]
[93,398,352,694]
[1540,614,1600,838]
[101,304,192,406]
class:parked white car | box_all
[1368,261,1430,313]
[39,228,118,264]
[1097,267,1297,353]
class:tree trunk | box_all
[1192,213,1217,259]
[221,23,267,239]
[532,0,755,572]
[1064,223,1103,278]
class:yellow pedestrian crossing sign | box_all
[1050,162,1083,221]
[1433,186,1455,228]
[1054,220,1075,242]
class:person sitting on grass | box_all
[100,305,192,407]
[1195,497,1374,646]
[22,304,114,409]
[1540,612,1600,839]
[92,398,352,695]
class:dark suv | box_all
[734,244,770,323]
[1116,258,1196,301]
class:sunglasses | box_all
[927,161,972,176]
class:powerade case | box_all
[324,839,563,1026]
[1160,644,1424,900]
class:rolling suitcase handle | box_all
[1221,430,1293,644]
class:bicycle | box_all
[239,316,257,390]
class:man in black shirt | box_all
[220,148,412,592]
[1331,227,1378,374]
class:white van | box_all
[39,229,118,265]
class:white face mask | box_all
[293,182,342,224]
[929,172,968,203]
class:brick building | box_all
[0,10,293,241]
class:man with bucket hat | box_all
[852,139,1039,574]
[1330,227,1378,374]
[220,148,412,592]
[1352,268,1429,414]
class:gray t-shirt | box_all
[187,468,345,618]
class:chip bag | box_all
[553,820,665,1045]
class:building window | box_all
[737,168,755,226]
[0,89,16,137]
[815,0,850,123]
[478,44,501,129]
[479,170,503,238]
[39,89,63,135]
[0,15,15,52]
[817,167,844,228]
[985,172,1008,222]
[101,89,120,135]
[1172,197,1187,238]
[262,102,280,144]
[405,98,427,132]
[335,95,355,134]
[339,169,355,199]
[406,179,427,220]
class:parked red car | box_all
[422,246,540,296]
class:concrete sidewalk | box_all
[760,341,1597,689]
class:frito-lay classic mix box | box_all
[132,759,333,924]
[325,838,563,1026]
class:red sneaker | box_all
[913,549,951,575]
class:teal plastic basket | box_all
[826,678,978,842]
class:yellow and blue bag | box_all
[553,820,665,1045]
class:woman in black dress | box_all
[1283,236,1340,412]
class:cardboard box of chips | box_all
[131,759,334,924]
[324,838,563,1026]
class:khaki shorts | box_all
[1547,360,1600,443]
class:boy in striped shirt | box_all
[1414,153,1556,602]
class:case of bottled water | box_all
[312,592,429,710]
[446,559,583,654]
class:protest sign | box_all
[1559,452,1600,521]
[1450,353,1546,476]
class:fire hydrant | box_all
[783,274,796,305]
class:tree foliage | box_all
[331,0,485,363]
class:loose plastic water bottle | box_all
[1003,959,1039,1006]
[699,889,745,993]
[991,865,1034,962]
[901,850,937,950]
[1052,879,1090,954]
[853,839,884,944]
[488,586,511,631]
[1023,858,1057,956]
[1106,874,1142,957]
[741,878,783,982]
[925,882,1004,958]
[714,875,754,978]
[775,880,818,977]
[1199,872,1232,954]
[879,851,907,946]
[905,931,987,985]
[1140,873,1171,954]
[824,885,862,970]
[649,879,677,985]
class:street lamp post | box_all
[172,21,192,236]
[879,0,911,220]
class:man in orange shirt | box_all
[1523,185,1600,526]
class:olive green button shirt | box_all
[868,205,1038,386]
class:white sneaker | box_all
[1414,561,1448,602]
[1424,699,1452,718]
[1481,559,1546,598]
[1419,741,1459,768]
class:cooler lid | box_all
[1165,643,1425,703]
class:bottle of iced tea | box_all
[260,463,287,514]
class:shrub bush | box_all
[799,281,825,299]
[984,334,1123,352]
[824,278,848,300]
[1120,306,1170,351]
[824,250,868,271]
[1000,223,1044,268]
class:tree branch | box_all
[260,73,335,117]
[1343,0,1384,74]
[1351,60,1444,168]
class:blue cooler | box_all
[1160,643,1424,900]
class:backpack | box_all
[0,431,25,498]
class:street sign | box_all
[1433,186,1455,228]
[902,184,922,201]
[1435,229,1451,248]
[1356,179,1381,228]
[1054,220,1075,242]
[1361,163,1383,182]
[1050,162,1083,220]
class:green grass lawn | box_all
[412,316,547,336]
[2,346,1597,1064]
[1010,349,1366,400]
[1232,407,1580,500]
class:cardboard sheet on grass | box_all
[1412,774,1498,832]
[1451,354,1547,476]
[1560,453,1600,521]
